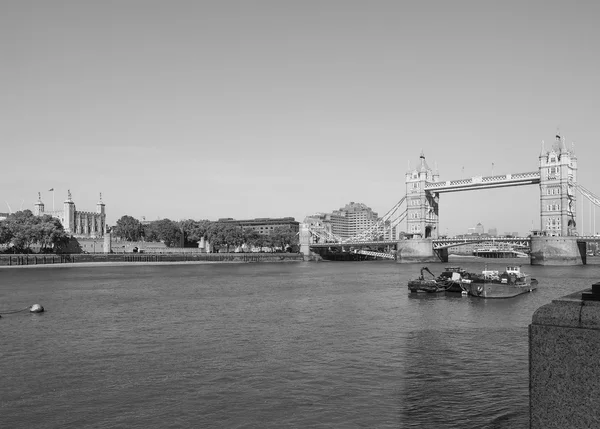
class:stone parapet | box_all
[529,284,600,428]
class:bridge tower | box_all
[538,135,577,236]
[405,152,440,238]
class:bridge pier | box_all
[299,224,312,261]
[530,236,587,266]
[396,239,447,264]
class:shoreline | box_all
[0,258,305,270]
[0,252,305,269]
[0,260,244,269]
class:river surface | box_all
[1,258,599,428]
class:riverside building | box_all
[217,217,300,235]
[307,202,384,240]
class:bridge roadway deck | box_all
[433,237,531,249]
[309,240,398,248]
[310,236,599,250]
[424,171,540,193]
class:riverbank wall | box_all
[0,252,304,267]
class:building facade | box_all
[331,202,379,239]
[217,217,300,235]
[34,191,106,238]
[303,213,334,238]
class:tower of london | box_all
[34,190,106,238]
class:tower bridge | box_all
[301,134,600,265]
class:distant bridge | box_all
[309,240,398,248]
[301,135,600,264]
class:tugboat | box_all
[463,265,538,298]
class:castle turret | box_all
[34,192,44,216]
[63,190,76,233]
[96,192,105,215]
[96,192,106,235]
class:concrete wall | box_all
[396,238,446,263]
[530,236,586,265]
[530,287,600,428]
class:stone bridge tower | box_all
[405,152,440,238]
[539,135,577,236]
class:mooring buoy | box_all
[29,304,44,313]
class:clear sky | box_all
[2,1,599,236]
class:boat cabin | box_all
[482,270,500,280]
[505,266,523,275]
[440,267,468,281]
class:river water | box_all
[1,258,599,428]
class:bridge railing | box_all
[511,171,540,180]
[424,171,541,191]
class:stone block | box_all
[530,289,600,428]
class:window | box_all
[546,217,561,230]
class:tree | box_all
[0,221,13,245]
[113,215,143,241]
[143,223,158,242]
[180,219,212,246]
[5,210,39,252]
[146,219,182,247]
[269,226,299,252]
[0,210,68,253]
[206,222,243,252]
[244,229,264,250]
[36,215,69,251]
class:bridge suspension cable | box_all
[306,196,407,244]
[575,183,600,208]
[307,226,344,244]
[341,196,407,243]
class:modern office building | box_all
[310,202,381,240]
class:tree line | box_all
[0,212,299,253]
[112,216,299,252]
[0,210,69,253]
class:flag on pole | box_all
[48,188,54,191]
